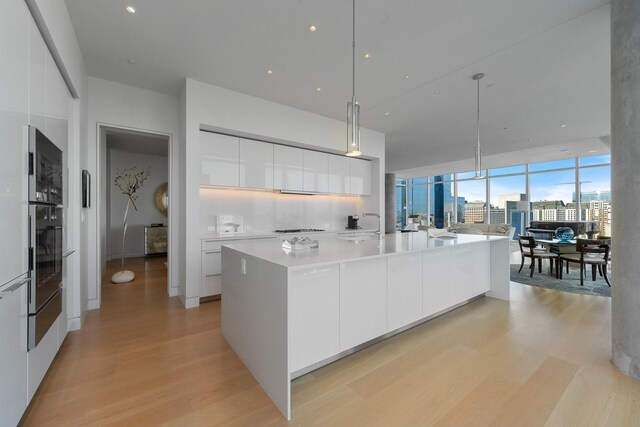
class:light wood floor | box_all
[21,256,640,426]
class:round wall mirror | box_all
[155,182,168,215]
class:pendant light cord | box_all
[476,76,480,157]
[352,0,356,100]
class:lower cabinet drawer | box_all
[201,274,222,297]
[201,251,222,275]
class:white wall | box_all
[87,77,181,308]
[182,78,385,308]
[108,149,168,258]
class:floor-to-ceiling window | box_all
[396,178,407,230]
[488,165,526,224]
[428,174,454,228]
[397,154,611,237]
[578,154,611,236]
[456,171,487,224]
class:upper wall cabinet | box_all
[274,145,303,191]
[328,155,350,194]
[239,139,274,190]
[350,158,371,196]
[302,150,329,193]
[200,131,239,187]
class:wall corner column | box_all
[611,0,640,381]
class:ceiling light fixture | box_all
[404,74,411,80]
[472,73,485,179]
[561,123,567,128]
[363,53,371,59]
[126,5,136,14]
[315,87,322,92]
[267,69,273,75]
[128,58,135,64]
[384,112,390,116]
[345,0,361,157]
[308,25,317,32]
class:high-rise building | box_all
[464,201,486,224]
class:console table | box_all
[144,226,167,255]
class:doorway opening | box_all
[98,125,174,305]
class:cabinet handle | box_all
[204,273,220,278]
[204,250,221,254]
[0,277,30,297]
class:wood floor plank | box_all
[489,356,579,427]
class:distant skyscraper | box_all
[573,190,611,203]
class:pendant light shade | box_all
[472,73,485,179]
[346,0,362,157]
[346,98,361,156]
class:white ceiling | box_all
[65,0,611,173]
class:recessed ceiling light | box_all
[384,112,390,116]
[267,69,273,75]
[308,25,317,32]
[363,53,371,60]
[315,87,322,92]
[503,126,508,130]
[588,149,598,153]
[560,123,567,128]
[126,5,136,13]
[434,90,440,94]
[128,58,135,64]
[404,75,411,79]
[527,139,532,142]
[561,149,569,152]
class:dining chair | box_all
[558,238,611,286]
[518,236,558,277]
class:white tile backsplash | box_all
[199,188,364,234]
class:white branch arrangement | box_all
[112,166,151,284]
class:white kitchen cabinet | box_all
[422,248,453,317]
[273,145,303,191]
[0,276,29,427]
[289,264,340,372]
[387,253,423,332]
[239,138,274,189]
[302,150,329,193]
[28,16,46,132]
[200,131,239,187]
[0,0,29,287]
[328,155,350,194]
[339,258,387,350]
[28,311,62,401]
[201,237,275,299]
[349,158,371,196]
[473,242,491,295]
[450,244,475,305]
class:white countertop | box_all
[223,232,507,269]
[200,229,378,241]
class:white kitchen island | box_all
[221,232,510,419]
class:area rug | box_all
[510,264,611,297]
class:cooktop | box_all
[274,228,325,233]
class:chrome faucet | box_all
[363,212,382,238]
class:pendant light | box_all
[472,73,485,178]
[345,0,361,157]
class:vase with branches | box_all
[112,166,151,283]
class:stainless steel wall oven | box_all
[27,126,63,350]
